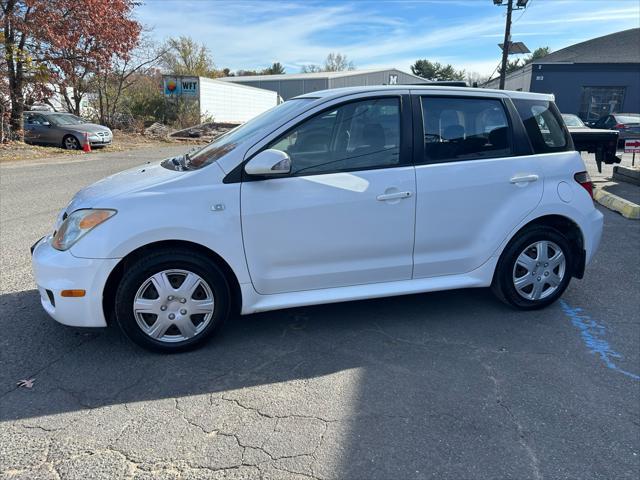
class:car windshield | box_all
[614,114,640,124]
[47,114,86,125]
[562,114,585,127]
[166,98,315,171]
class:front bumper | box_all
[82,133,113,147]
[31,236,120,327]
[87,137,112,147]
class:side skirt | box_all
[240,256,499,314]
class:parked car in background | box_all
[562,113,620,172]
[23,111,113,150]
[591,113,640,147]
[31,86,603,352]
[562,114,589,129]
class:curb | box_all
[612,166,640,186]
[594,188,640,220]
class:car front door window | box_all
[268,97,401,175]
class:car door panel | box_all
[241,93,416,295]
[24,114,43,144]
[43,123,61,145]
[413,156,543,278]
[242,167,416,294]
[24,124,38,143]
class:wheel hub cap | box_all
[133,269,215,343]
[512,240,566,301]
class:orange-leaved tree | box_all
[1,0,141,139]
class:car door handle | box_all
[376,191,412,201]
[510,174,539,184]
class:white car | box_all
[31,86,603,352]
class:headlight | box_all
[51,209,116,251]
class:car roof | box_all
[23,111,72,114]
[295,85,554,102]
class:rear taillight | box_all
[614,123,627,129]
[574,171,593,199]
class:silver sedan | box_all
[23,111,113,150]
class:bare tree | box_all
[323,52,354,72]
[300,53,355,73]
[465,71,489,87]
[94,37,166,128]
[300,64,322,73]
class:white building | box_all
[163,76,279,124]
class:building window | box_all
[579,87,626,123]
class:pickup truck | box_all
[562,114,621,173]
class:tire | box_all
[62,134,80,150]
[114,249,231,353]
[491,226,574,310]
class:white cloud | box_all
[138,0,640,76]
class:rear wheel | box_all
[62,135,80,150]
[492,226,573,310]
[114,250,230,352]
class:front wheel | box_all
[492,226,573,310]
[63,135,80,150]
[114,250,230,352]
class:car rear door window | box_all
[513,99,570,153]
[420,96,512,163]
[269,97,401,175]
[25,114,46,125]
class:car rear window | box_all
[514,99,571,154]
[420,96,512,163]
[613,114,640,124]
[561,114,584,127]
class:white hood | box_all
[65,161,186,212]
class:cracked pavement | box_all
[1,147,639,479]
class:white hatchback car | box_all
[31,86,603,352]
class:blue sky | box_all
[138,0,640,76]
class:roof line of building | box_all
[217,68,426,83]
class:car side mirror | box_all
[245,149,291,176]
[41,121,51,127]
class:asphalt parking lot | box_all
[1,147,638,480]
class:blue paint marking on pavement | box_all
[560,300,639,380]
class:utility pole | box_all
[499,0,513,90]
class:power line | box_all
[483,60,504,86]
[512,0,533,24]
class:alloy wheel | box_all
[64,136,80,150]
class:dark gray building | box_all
[219,68,428,100]
[485,28,640,122]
